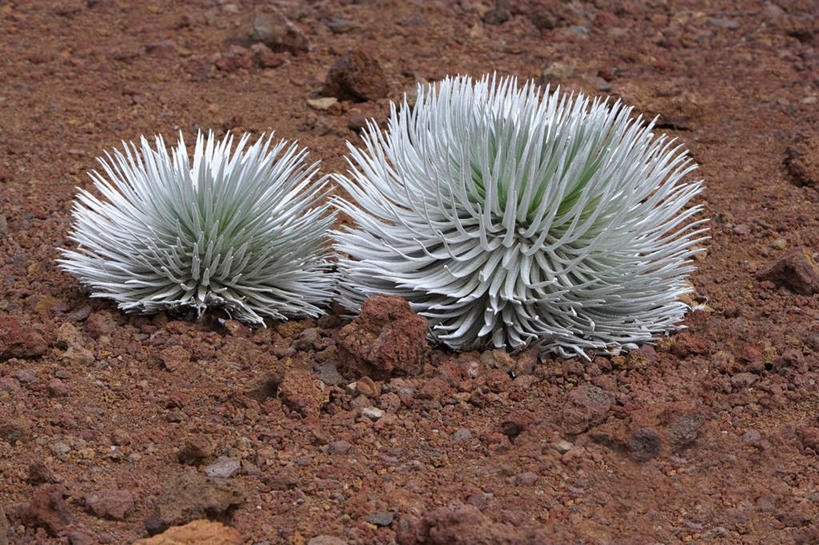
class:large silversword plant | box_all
[59,131,335,325]
[333,74,708,358]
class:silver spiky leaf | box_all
[333,74,708,358]
[59,131,335,325]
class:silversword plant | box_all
[59,131,335,325]
[333,74,707,357]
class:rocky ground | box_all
[1,0,818,544]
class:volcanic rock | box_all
[18,485,73,537]
[0,410,29,444]
[0,315,47,360]
[84,310,116,338]
[561,384,614,434]
[628,428,662,462]
[177,434,215,466]
[278,367,329,418]
[85,489,135,520]
[338,295,429,380]
[234,11,310,55]
[323,48,389,102]
[784,132,818,187]
[417,503,521,544]
[204,457,241,479]
[144,471,245,535]
[757,248,819,295]
[133,519,242,545]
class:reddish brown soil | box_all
[1,1,818,544]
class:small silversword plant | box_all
[333,74,707,357]
[59,131,335,325]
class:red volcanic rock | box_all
[85,489,135,520]
[562,384,614,435]
[18,485,73,537]
[338,295,429,380]
[278,367,329,418]
[0,315,47,360]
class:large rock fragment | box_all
[396,502,549,544]
[758,248,819,295]
[176,434,215,466]
[323,48,388,102]
[338,295,429,380]
[85,489,135,520]
[0,407,29,444]
[0,315,47,360]
[18,485,73,537]
[561,384,614,435]
[278,367,329,418]
[144,471,245,536]
[784,132,818,187]
[234,11,310,55]
[133,519,242,545]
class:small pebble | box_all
[365,512,394,527]
[514,472,538,486]
[742,430,763,445]
[553,440,573,454]
[11,369,38,387]
[204,456,241,478]
[356,376,379,397]
[361,407,384,421]
[329,440,352,455]
[452,428,472,443]
[306,97,338,112]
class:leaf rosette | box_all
[334,74,707,357]
[59,131,335,324]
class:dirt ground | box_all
[1,0,818,544]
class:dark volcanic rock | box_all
[667,412,705,452]
[757,248,819,295]
[365,512,395,527]
[27,460,58,485]
[323,48,389,102]
[628,428,662,462]
[0,411,30,444]
[338,295,429,380]
[483,0,511,25]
